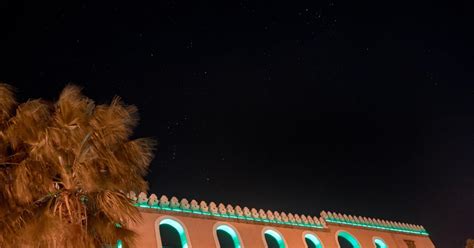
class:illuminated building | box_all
[126,192,435,247]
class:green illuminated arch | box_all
[304,233,323,248]
[216,224,242,248]
[374,238,388,248]
[264,229,286,248]
[159,218,189,248]
[116,240,122,248]
[337,231,360,248]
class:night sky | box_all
[1,1,473,247]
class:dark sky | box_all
[1,0,473,247]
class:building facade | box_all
[127,192,435,248]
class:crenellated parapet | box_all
[125,191,429,236]
[320,210,429,236]
[126,191,326,230]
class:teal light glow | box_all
[264,229,286,248]
[325,218,429,236]
[216,224,242,248]
[374,238,388,248]
[116,240,122,248]
[135,203,324,230]
[338,231,360,248]
[160,218,189,248]
[304,233,323,248]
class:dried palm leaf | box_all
[0,84,154,248]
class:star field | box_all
[1,0,473,247]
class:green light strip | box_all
[217,225,242,248]
[264,229,286,248]
[135,203,324,229]
[325,218,429,236]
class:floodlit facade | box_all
[126,192,435,248]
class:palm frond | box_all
[0,83,16,125]
[0,84,154,248]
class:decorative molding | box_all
[320,211,429,236]
[127,191,325,230]
[125,191,429,236]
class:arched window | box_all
[263,229,286,248]
[304,233,323,248]
[215,224,242,248]
[374,238,388,248]
[337,231,360,248]
[116,240,123,248]
[159,218,189,248]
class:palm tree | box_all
[0,84,154,248]
[466,239,474,248]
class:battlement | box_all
[127,191,430,239]
[127,191,327,230]
[320,211,428,236]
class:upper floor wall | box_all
[130,210,435,248]
[126,192,434,248]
